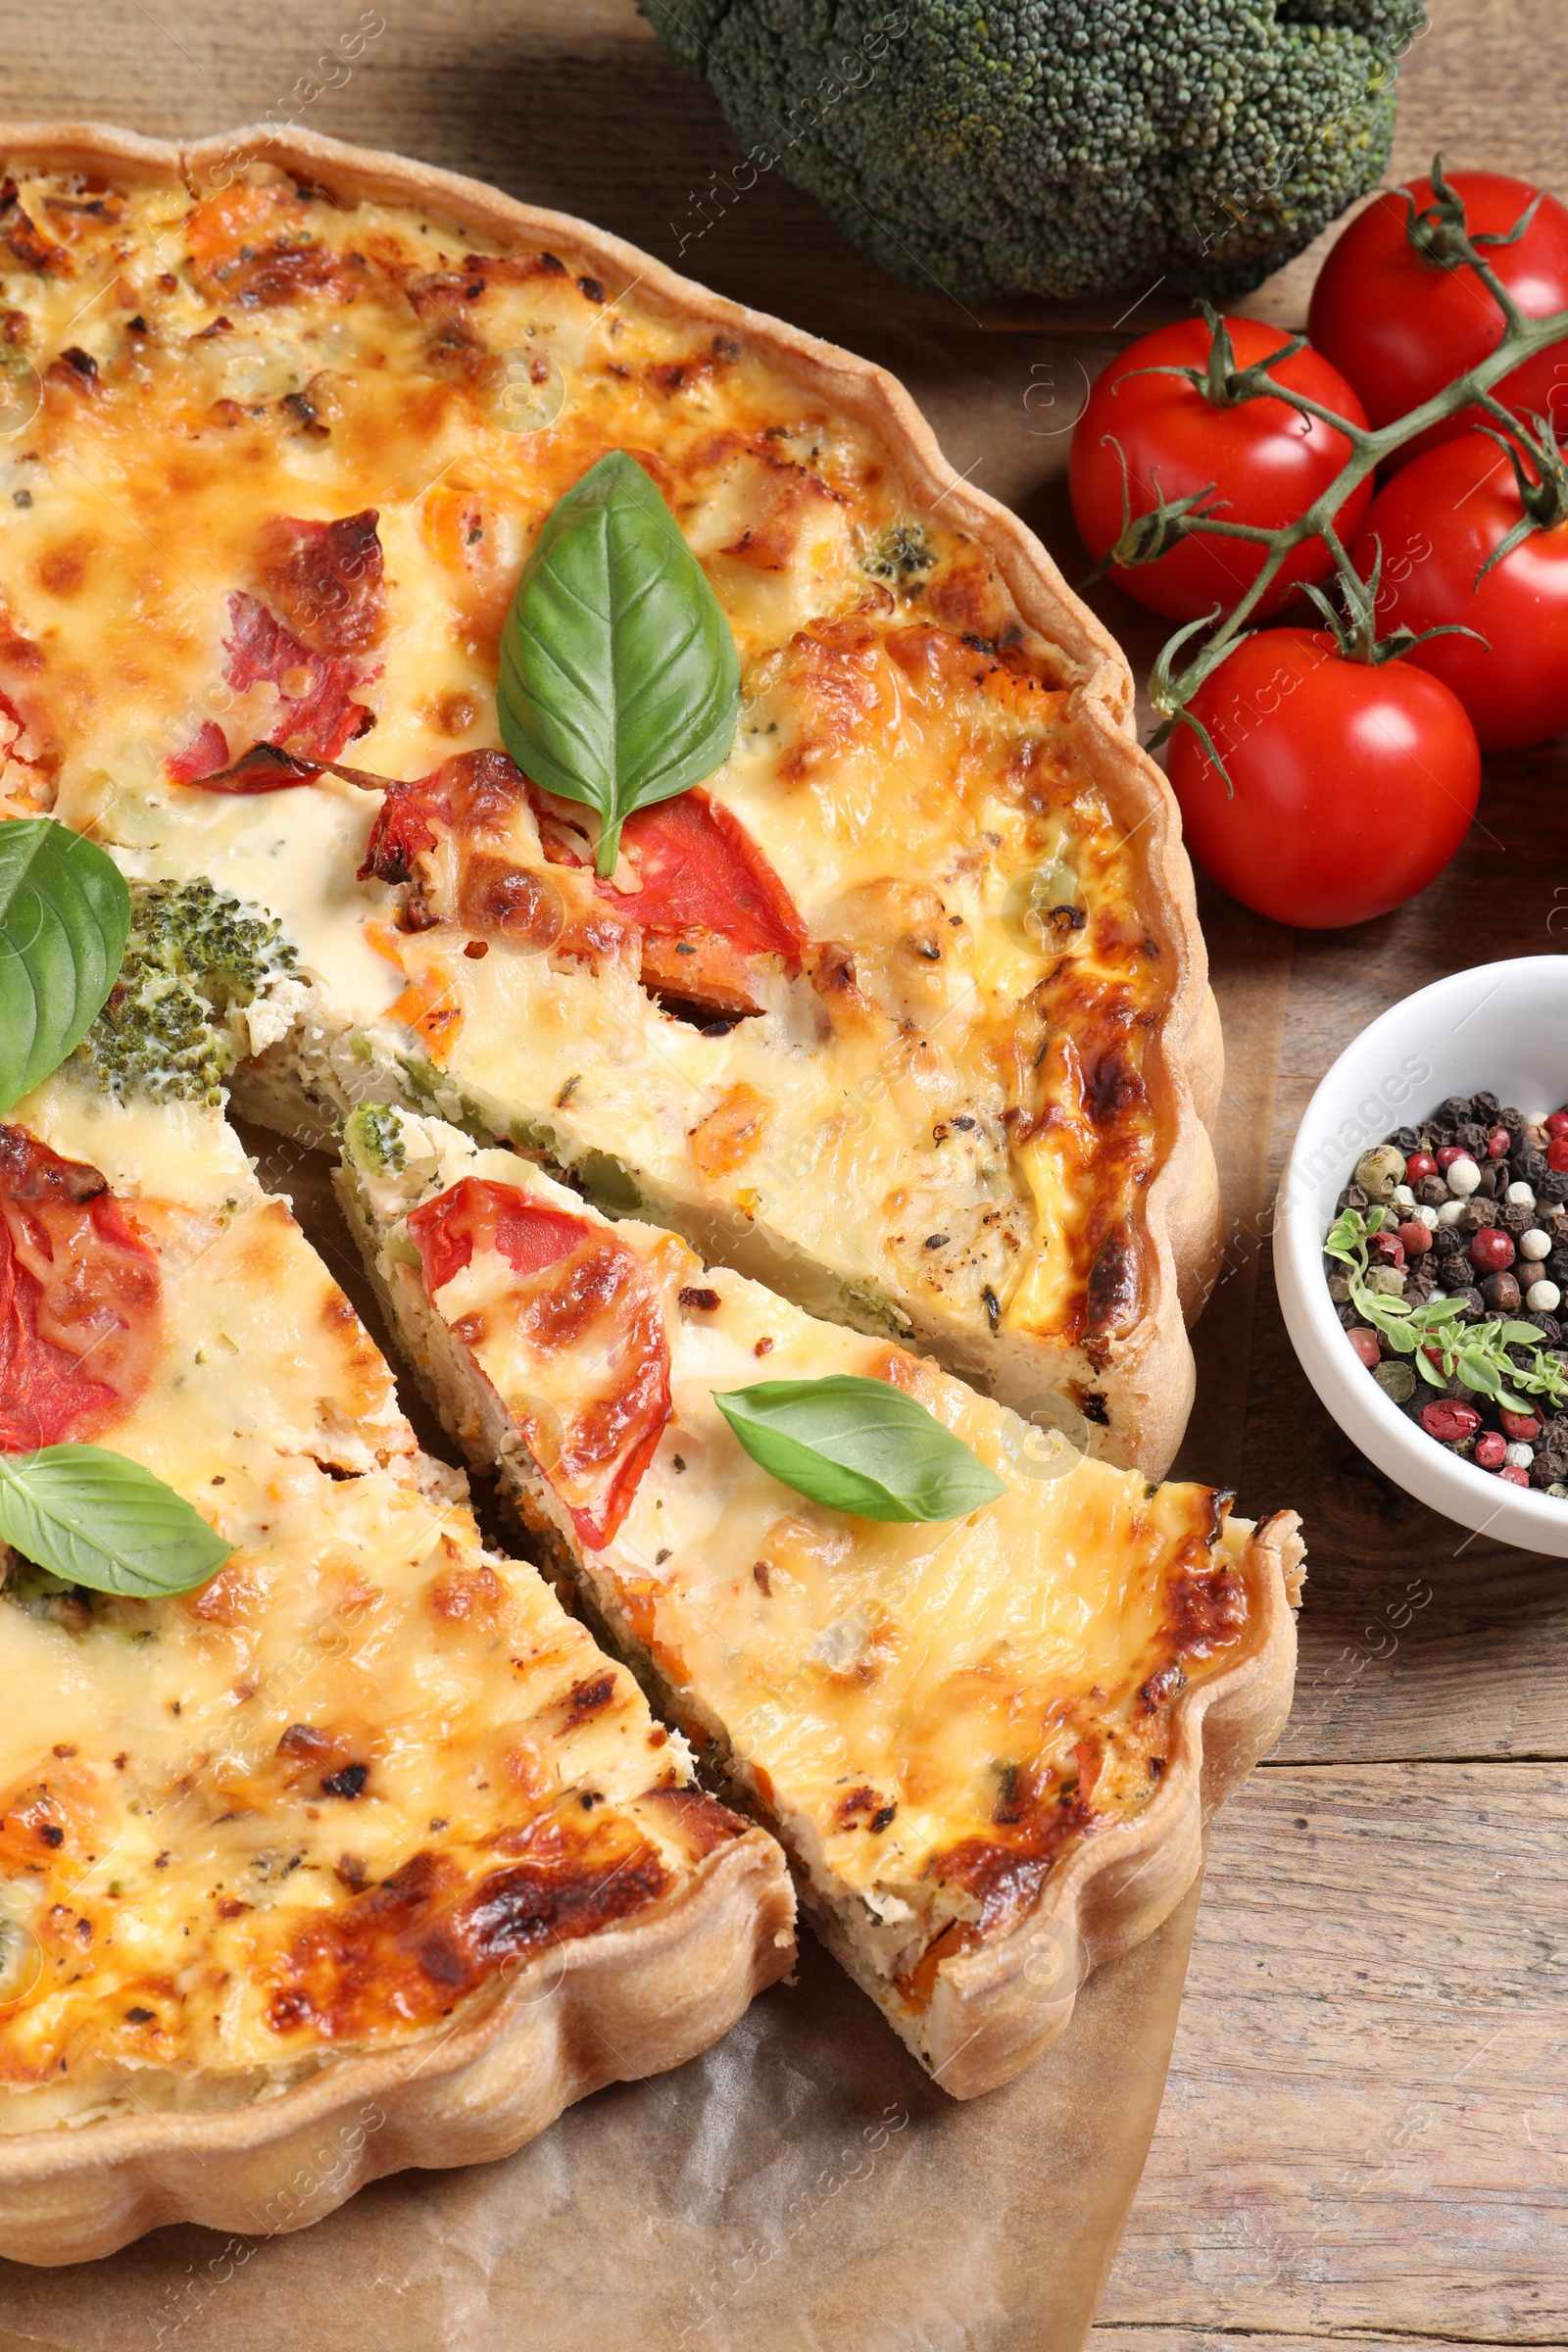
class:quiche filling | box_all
[0,157,1192,1458]
[0,1077,781,2131]
[339,1105,1272,2071]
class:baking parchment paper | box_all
[0,1896,1200,2352]
[0,1138,1202,2352]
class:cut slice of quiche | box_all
[339,1103,1302,2100]
[0,127,1220,1477]
[0,1069,792,2266]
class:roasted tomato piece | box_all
[258,512,385,657]
[534,786,807,1012]
[359,772,451,883]
[0,1126,161,1451]
[405,1179,670,1548]
[216,591,377,776]
[164,717,231,786]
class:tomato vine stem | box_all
[1113,159,1568,760]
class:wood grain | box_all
[1095,2337,1568,2352]
[4,3,1568,2341]
[1099,1765,1568,2341]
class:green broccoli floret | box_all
[640,1,1427,301]
[861,521,936,587]
[82,877,298,1106]
[344,1102,408,1175]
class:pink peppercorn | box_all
[1405,1151,1437,1181]
[1549,1136,1568,1173]
[1474,1432,1507,1469]
[1488,1128,1510,1158]
[1371,1232,1406,1268]
[1499,1409,1542,1443]
[1469,1228,1516,1274]
[1436,1145,1469,1170]
[1347,1327,1382,1369]
[1419,1399,1482,1443]
[1546,1110,1568,1137]
[1498,1466,1532,1488]
[1396,1219,1432,1255]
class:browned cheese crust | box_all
[0,121,1222,1477]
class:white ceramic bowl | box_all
[1274,956,1568,1558]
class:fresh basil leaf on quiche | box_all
[0,822,130,1114]
[498,450,742,877]
[712,1374,1006,1522]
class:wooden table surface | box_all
[3,2,1566,2342]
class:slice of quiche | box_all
[0,127,1219,1475]
[339,1103,1302,2100]
[0,1068,792,2266]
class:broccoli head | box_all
[344,1102,409,1176]
[640,0,1427,302]
[82,877,299,1107]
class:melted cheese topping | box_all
[0,1075,738,2130]
[0,160,1172,1443]
[350,1113,1258,1998]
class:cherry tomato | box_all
[1352,433,1568,751]
[1308,172,1568,466]
[1068,317,1372,622]
[1165,629,1481,929]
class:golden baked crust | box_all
[0,1076,793,2266]
[0,1828,790,2265]
[337,1109,1300,2100]
[0,119,1221,1478]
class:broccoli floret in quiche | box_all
[344,1102,408,1175]
[82,878,299,1106]
[860,522,936,587]
[640,0,1427,302]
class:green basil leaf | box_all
[1456,1353,1499,1397]
[0,1445,231,1596]
[1382,1322,1416,1354]
[497,450,741,877]
[1415,1351,1446,1387]
[713,1374,1007,1524]
[1500,1321,1544,1347]
[0,820,130,1113]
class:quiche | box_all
[0,121,1222,1477]
[337,1102,1302,2100]
[0,1068,793,2267]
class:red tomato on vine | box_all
[1308,170,1568,466]
[1165,630,1481,930]
[1069,315,1372,624]
[1353,432,1568,753]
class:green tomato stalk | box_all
[1097,161,1568,769]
